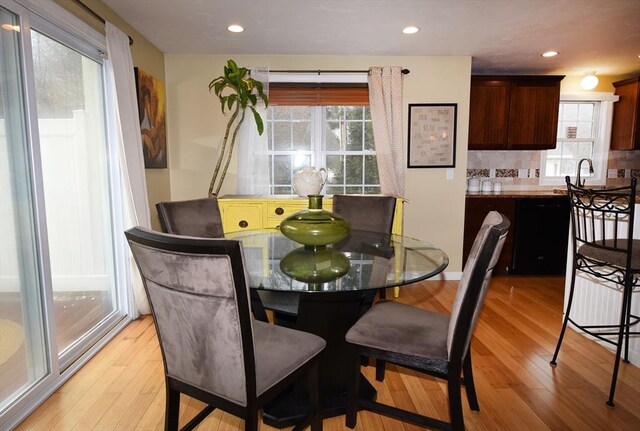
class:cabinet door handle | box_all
[275,207,284,215]
[239,220,248,228]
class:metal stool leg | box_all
[606,279,632,407]
[551,263,578,366]
[623,280,633,363]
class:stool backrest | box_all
[565,176,637,274]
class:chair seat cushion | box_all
[345,300,449,360]
[579,239,640,270]
[253,321,325,396]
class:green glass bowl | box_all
[279,195,351,247]
[279,246,351,283]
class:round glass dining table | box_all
[226,228,449,293]
[226,228,449,428]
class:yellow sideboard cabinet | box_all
[218,195,404,235]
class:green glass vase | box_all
[279,246,351,283]
[279,195,351,249]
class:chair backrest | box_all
[565,176,637,271]
[156,197,224,238]
[332,195,396,233]
[125,227,256,407]
[447,211,510,364]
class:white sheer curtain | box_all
[105,22,151,317]
[236,67,270,195]
[368,66,405,197]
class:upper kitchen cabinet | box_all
[469,75,564,150]
[611,76,640,150]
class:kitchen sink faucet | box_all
[576,158,594,187]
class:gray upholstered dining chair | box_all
[125,227,325,431]
[344,211,510,431]
[156,197,224,238]
[332,194,396,236]
[260,195,397,324]
[155,197,269,322]
[333,194,396,300]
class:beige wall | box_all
[165,55,472,272]
[56,0,170,230]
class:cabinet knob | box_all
[275,207,284,215]
[239,220,248,228]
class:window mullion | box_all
[314,106,323,168]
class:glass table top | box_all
[226,229,449,293]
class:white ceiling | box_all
[102,0,640,76]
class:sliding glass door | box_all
[0,4,49,413]
[0,0,127,425]
[30,28,120,365]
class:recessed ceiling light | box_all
[227,24,244,33]
[541,51,559,57]
[402,26,420,34]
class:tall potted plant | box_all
[208,59,268,196]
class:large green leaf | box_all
[250,106,264,135]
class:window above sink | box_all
[539,92,618,187]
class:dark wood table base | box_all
[262,291,377,428]
[262,374,376,428]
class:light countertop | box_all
[466,188,640,203]
[466,190,561,198]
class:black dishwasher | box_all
[510,197,570,275]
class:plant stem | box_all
[208,106,239,196]
[213,109,246,196]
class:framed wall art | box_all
[134,67,167,168]
[407,103,457,168]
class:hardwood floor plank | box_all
[69,392,120,431]
[510,385,573,431]
[134,389,165,431]
[113,393,156,430]
[49,366,126,430]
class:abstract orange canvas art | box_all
[134,67,167,168]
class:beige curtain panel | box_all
[368,66,405,197]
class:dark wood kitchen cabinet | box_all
[469,75,564,150]
[463,197,516,275]
[464,195,569,275]
[611,76,640,150]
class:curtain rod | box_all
[72,0,133,45]
[270,68,410,75]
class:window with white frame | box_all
[266,105,378,195]
[540,93,618,186]
[264,77,379,195]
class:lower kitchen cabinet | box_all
[463,195,569,275]
[510,198,569,274]
[464,197,516,275]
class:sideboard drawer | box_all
[222,204,263,232]
[266,202,302,220]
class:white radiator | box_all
[563,203,640,366]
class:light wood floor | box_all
[15,276,640,430]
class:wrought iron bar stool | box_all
[550,176,639,407]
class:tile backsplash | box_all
[466,150,545,189]
[467,150,640,190]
